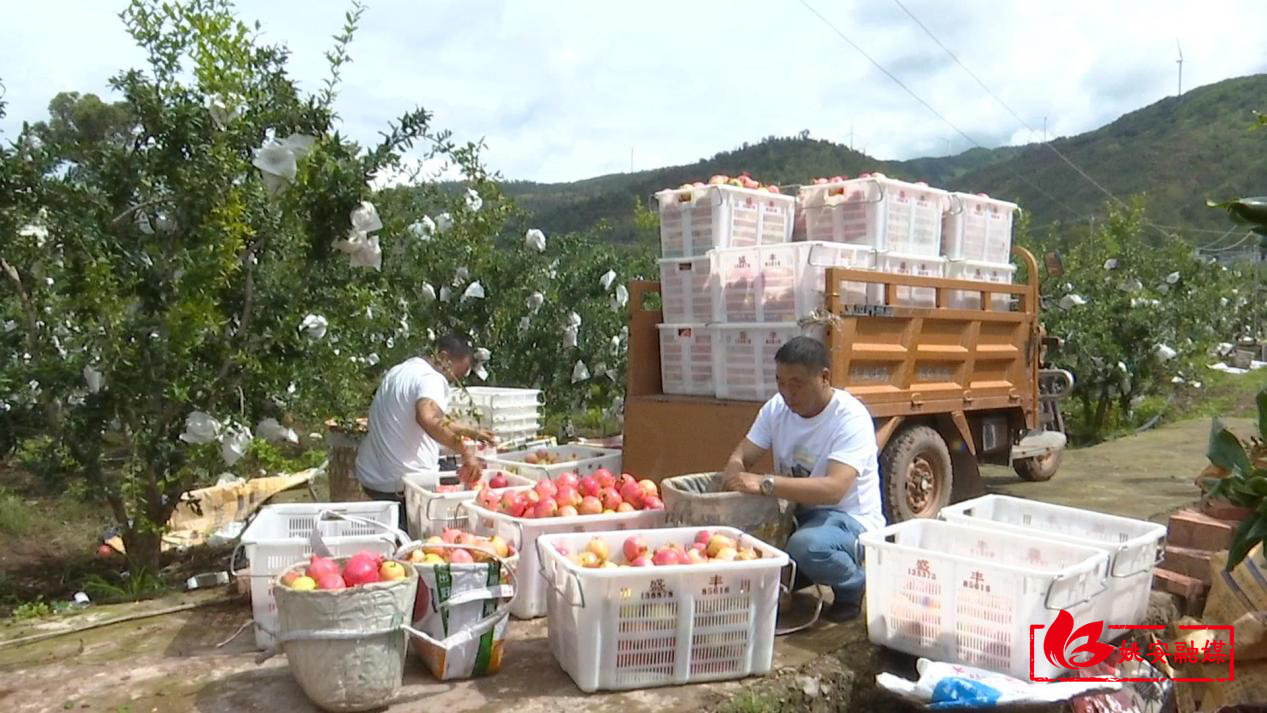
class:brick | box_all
[1166,509,1236,551]
[1198,497,1253,523]
[1152,568,1208,616]
[1161,545,1216,584]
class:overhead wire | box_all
[794,0,1084,222]
[887,0,1207,241]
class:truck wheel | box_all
[881,425,953,522]
[1014,449,1063,482]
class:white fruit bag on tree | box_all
[350,201,383,233]
[399,542,515,682]
[411,216,436,240]
[220,424,252,466]
[524,228,546,252]
[571,360,590,383]
[526,292,544,313]
[180,411,222,444]
[83,364,104,393]
[461,281,485,303]
[599,269,616,291]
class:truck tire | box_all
[881,425,953,522]
[1014,449,1063,482]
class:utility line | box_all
[795,0,1084,222]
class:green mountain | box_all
[504,74,1267,245]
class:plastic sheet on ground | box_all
[105,468,319,552]
[1208,362,1249,375]
[877,658,1121,709]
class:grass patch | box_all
[80,570,169,604]
[716,690,785,713]
[0,489,32,536]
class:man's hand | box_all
[470,427,497,446]
[458,449,484,488]
[722,471,763,495]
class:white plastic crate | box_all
[658,324,714,396]
[939,495,1166,630]
[239,501,402,649]
[402,469,534,538]
[945,259,1016,311]
[537,526,788,692]
[449,386,542,441]
[656,185,794,258]
[710,242,878,322]
[712,323,825,402]
[483,444,623,482]
[462,502,667,619]
[798,176,948,256]
[874,252,945,308]
[859,519,1111,681]
[659,256,715,323]
[942,193,1018,264]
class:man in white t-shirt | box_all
[356,334,494,520]
[723,336,884,622]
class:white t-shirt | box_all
[356,357,450,493]
[745,389,885,531]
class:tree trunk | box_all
[1092,391,1112,440]
[122,527,163,575]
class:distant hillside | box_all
[499,74,1267,244]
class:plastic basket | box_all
[659,256,715,323]
[942,193,1017,264]
[462,501,667,619]
[656,185,794,258]
[658,324,714,396]
[483,445,622,482]
[799,177,948,256]
[402,469,535,538]
[944,259,1016,311]
[659,473,796,550]
[859,519,1111,680]
[239,502,402,650]
[537,526,789,692]
[710,242,878,322]
[939,495,1166,629]
[711,323,825,402]
[874,252,945,308]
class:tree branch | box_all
[109,197,175,229]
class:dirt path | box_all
[983,416,1254,522]
[0,417,1239,712]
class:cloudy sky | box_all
[3,1,1266,183]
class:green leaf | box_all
[1258,387,1267,440]
[1226,516,1267,572]
[1208,419,1252,474]
[1207,196,1267,226]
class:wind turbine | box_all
[1176,40,1184,97]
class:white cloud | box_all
[2,0,1265,183]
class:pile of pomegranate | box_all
[280,551,408,591]
[559,530,762,569]
[473,468,664,519]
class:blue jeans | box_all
[785,509,867,606]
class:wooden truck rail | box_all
[623,247,1063,522]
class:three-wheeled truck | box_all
[622,247,1072,522]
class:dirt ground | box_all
[0,416,1244,713]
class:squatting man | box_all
[723,336,885,622]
